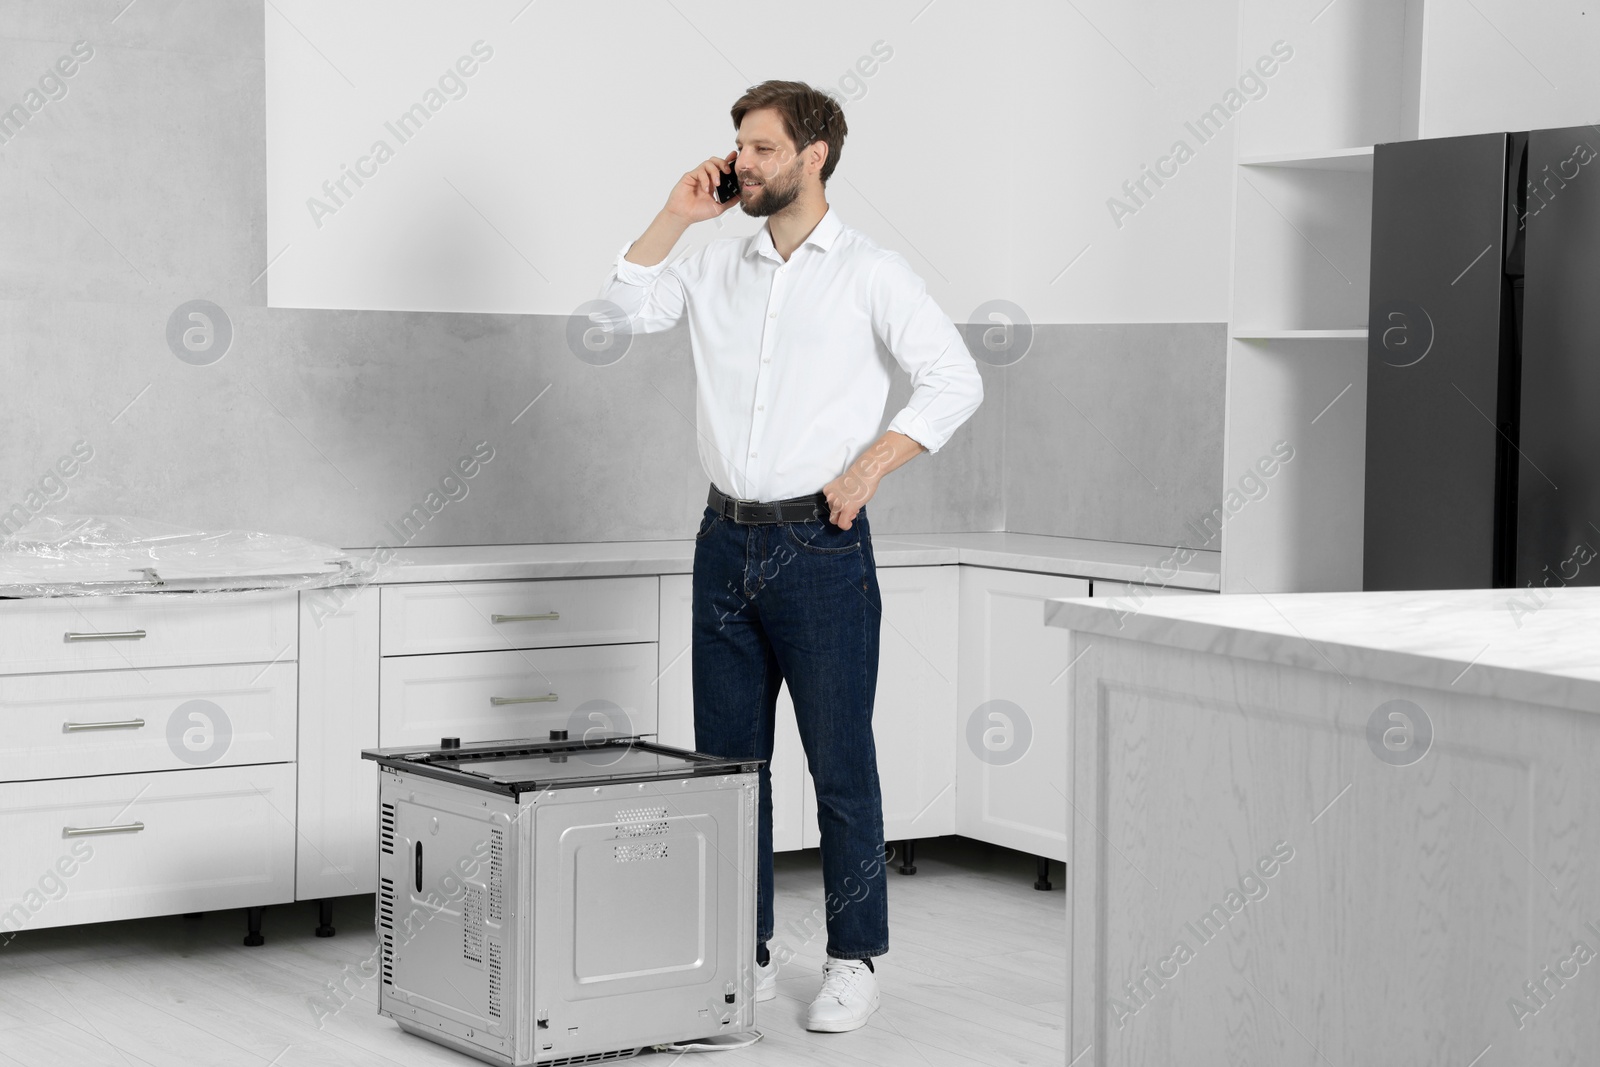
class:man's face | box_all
[734,108,812,218]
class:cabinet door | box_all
[297,586,380,900]
[379,644,657,749]
[954,567,1088,862]
[803,565,959,848]
[659,574,805,853]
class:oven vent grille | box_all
[378,876,396,985]
[615,841,670,863]
[487,941,503,1018]
[488,826,505,922]
[615,806,669,838]
[544,1047,643,1065]
[462,885,485,964]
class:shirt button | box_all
[763,357,770,363]
[756,405,764,411]
[768,312,777,319]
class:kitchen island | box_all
[1046,586,1600,1067]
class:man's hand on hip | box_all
[822,431,927,530]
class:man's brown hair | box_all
[730,80,848,184]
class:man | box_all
[598,79,982,1033]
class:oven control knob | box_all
[549,729,569,741]
[440,737,461,749]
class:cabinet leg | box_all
[896,839,917,876]
[1033,856,1054,891]
[315,899,336,938]
[244,906,266,947]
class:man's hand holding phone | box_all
[665,151,743,223]
[624,151,741,268]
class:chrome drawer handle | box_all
[64,719,147,732]
[63,822,145,837]
[490,694,559,706]
[64,630,148,642]
[491,612,559,623]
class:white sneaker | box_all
[805,955,879,1032]
[755,956,777,1002]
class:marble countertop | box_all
[1045,586,1600,713]
[361,532,1220,589]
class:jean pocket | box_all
[695,507,719,542]
[783,517,862,555]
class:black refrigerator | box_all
[1364,126,1600,591]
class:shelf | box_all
[1238,147,1373,173]
[1231,329,1368,340]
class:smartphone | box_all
[714,166,741,204]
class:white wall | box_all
[264,0,1241,324]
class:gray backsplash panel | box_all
[3,307,1217,548]
[0,302,1004,547]
[994,322,1227,548]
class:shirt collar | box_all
[746,206,843,262]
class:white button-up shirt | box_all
[599,207,983,503]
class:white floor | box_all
[0,838,1065,1066]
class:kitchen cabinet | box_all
[0,590,296,673]
[295,585,380,902]
[375,577,659,746]
[0,764,296,931]
[955,567,1086,863]
[378,643,658,747]
[0,591,298,937]
[0,542,1220,939]
[0,661,296,781]
[379,575,657,655]
[801,565,959,847]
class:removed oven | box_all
[362,731,760,1065]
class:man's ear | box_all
[808,140,829,178]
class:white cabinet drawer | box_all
[379,644,658,748]
[0,591,297,675]
[0,762,296,933]
[379,577,658,656]
[0,662,296,783]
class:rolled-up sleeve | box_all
[599,242,688,335]
[869,251,984,454]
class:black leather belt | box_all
[708,483,827,524]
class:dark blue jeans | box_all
[691,496,890,962]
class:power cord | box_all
[649,1029,764,1054]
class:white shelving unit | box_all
[1232,329,1369,341]
[1220,0,1426,593]
[1238,146,1374,172]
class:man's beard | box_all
[740,163,802,217]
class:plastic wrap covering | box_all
[0,514,363,598]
